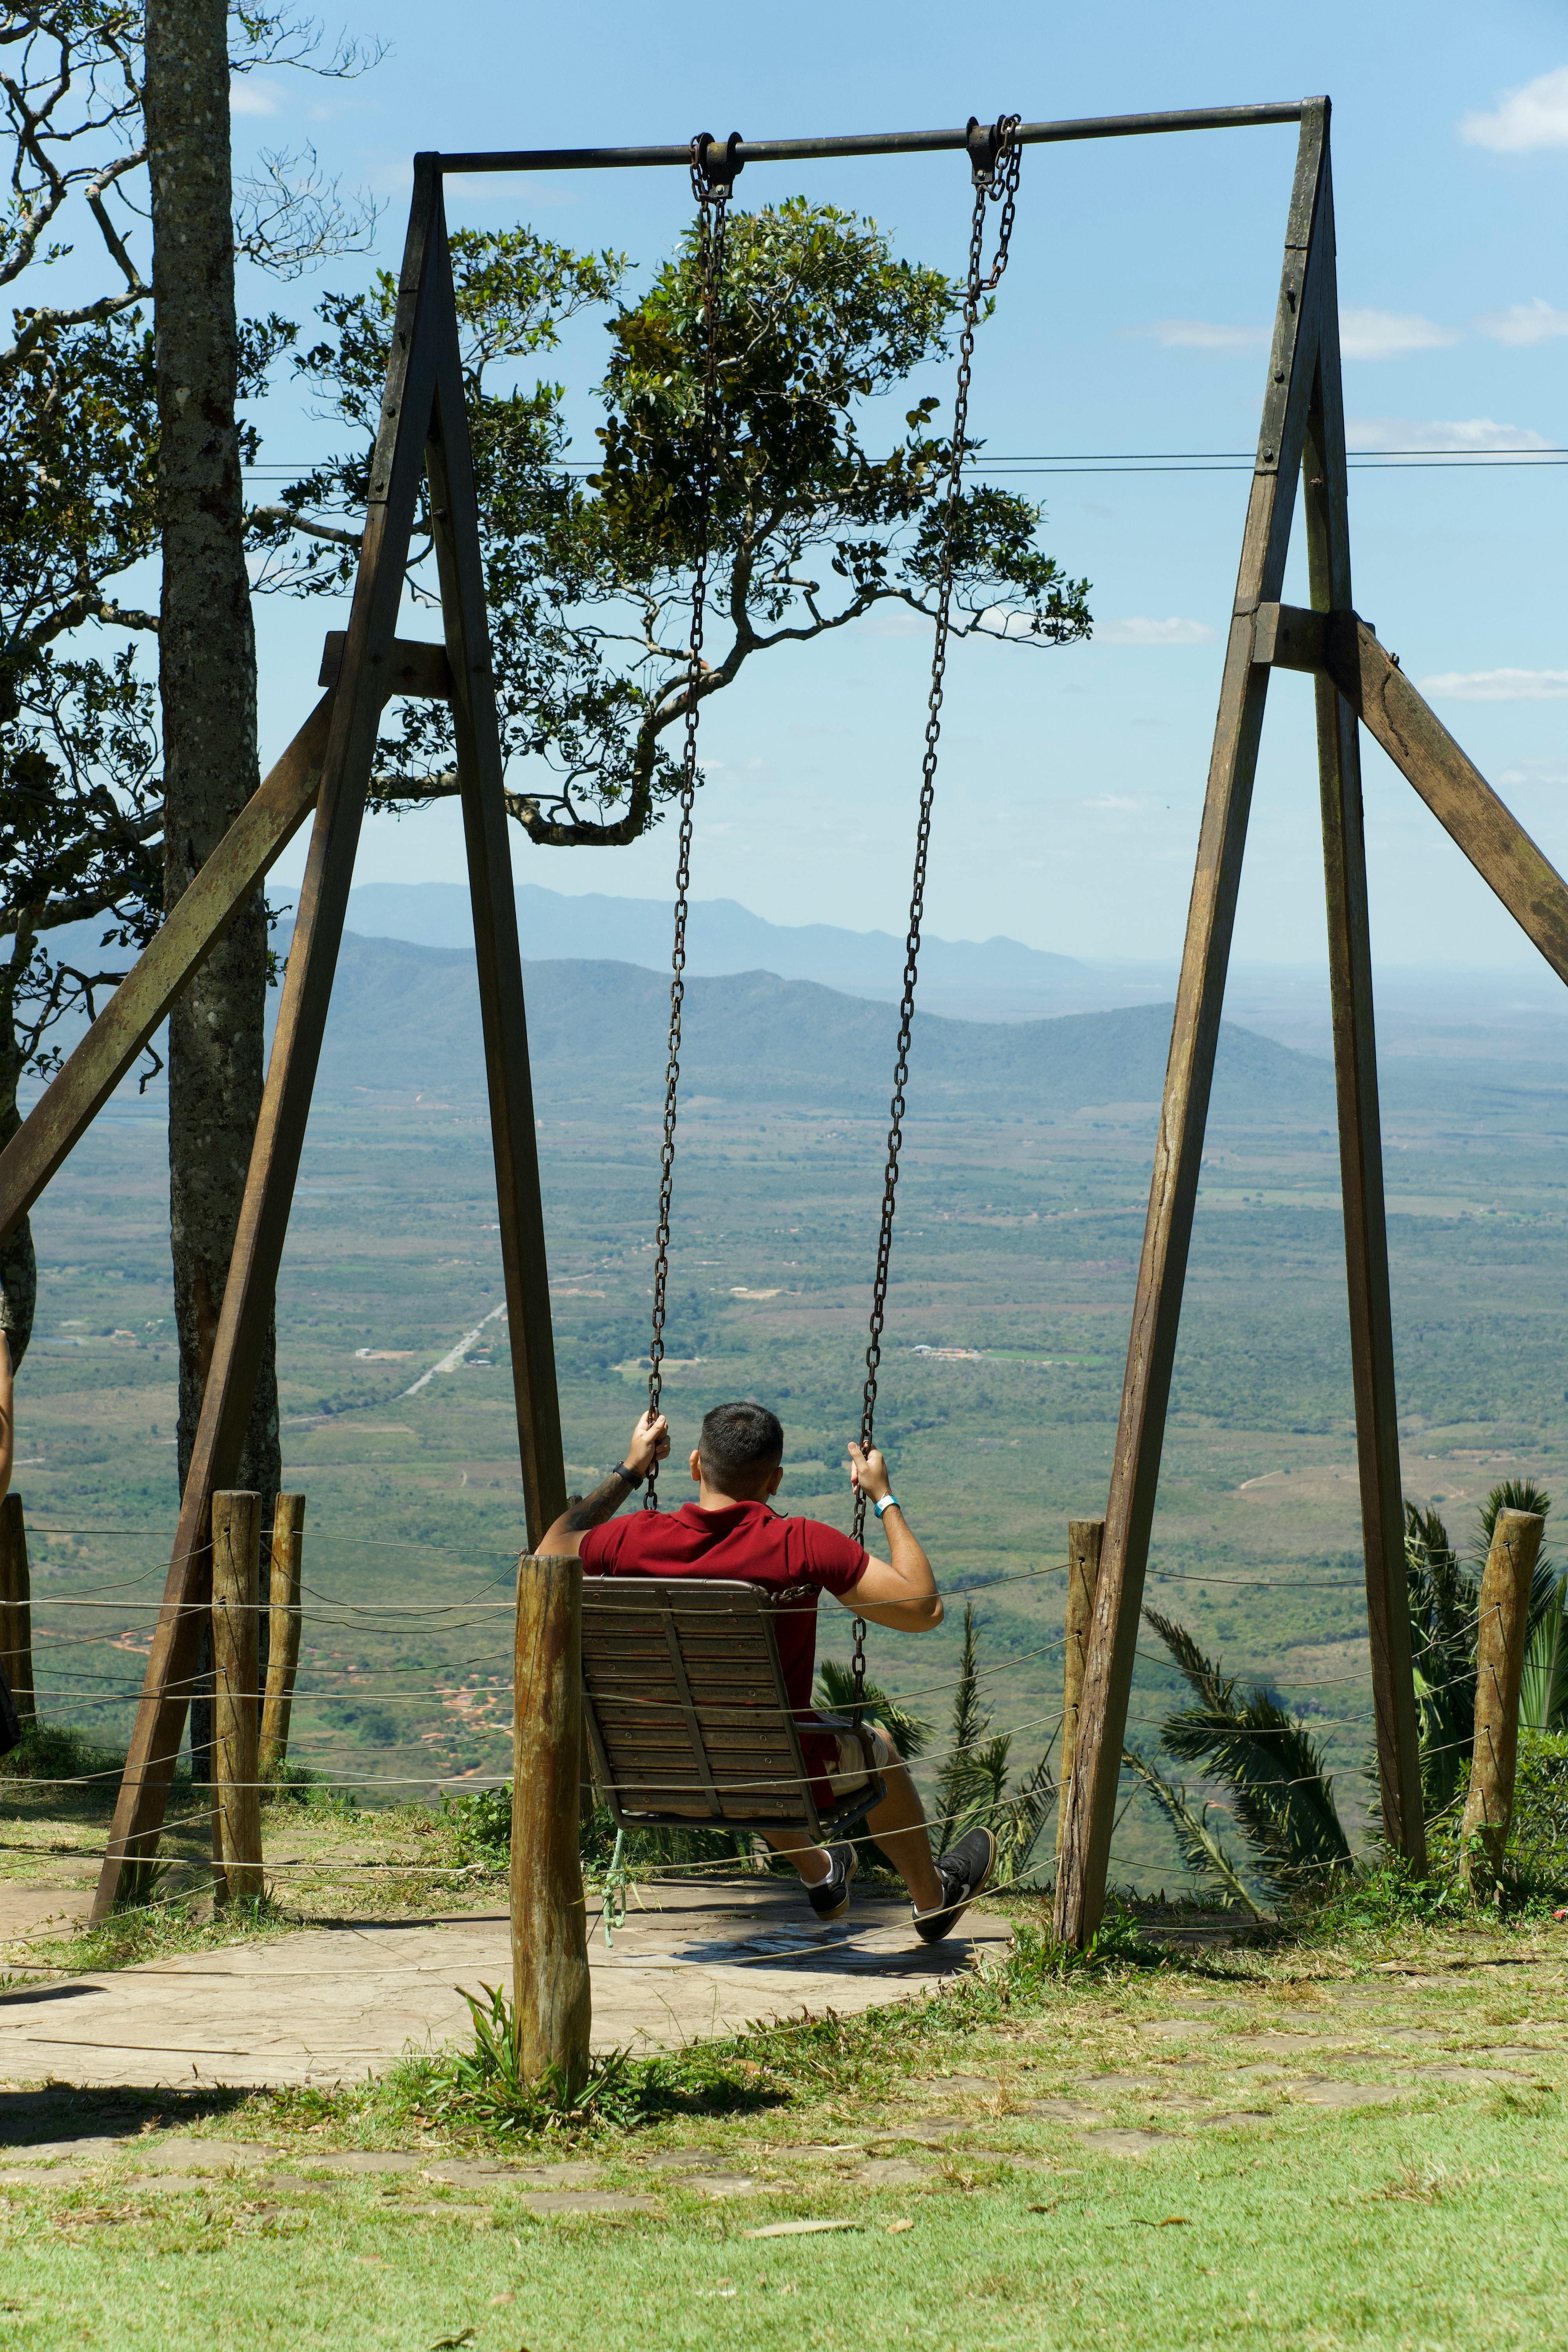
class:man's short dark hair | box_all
[699,1400,784,1482]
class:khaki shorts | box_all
[824,1722,897,1795]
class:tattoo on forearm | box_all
[565,1473,632,1534]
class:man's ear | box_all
[766,1464,784,1496]
[688,1447,703,1484]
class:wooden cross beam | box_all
[1258,604,1568,982]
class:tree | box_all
[257,198,1092,846]
[0,3,372,1410]
[0,652,162,1362]
[145,0,280,1501]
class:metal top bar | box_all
[436,99,1311,178]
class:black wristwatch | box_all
[613,1461,646,1490]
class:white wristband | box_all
[874,1493,900,1518]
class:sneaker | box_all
[912,1827,997,1944]
[806,1842,858,1922]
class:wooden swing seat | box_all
[581,1577,886,1844]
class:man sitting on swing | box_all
[538,1398,995,1941]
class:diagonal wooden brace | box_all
[1255,603,1568,984]
[0,636,453,1256]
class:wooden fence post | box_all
[211,1490,263,1906]
[512,1553,590,2093]
[0,1495,36,1724]
[259,1494,306,1779]
[1057,1519,1104,1865]
[1461,1506,1544,1893]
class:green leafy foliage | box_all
[1405,1500,1478,1818]
[425,1981,639,2132]
[931,1602,1055,1883]
[1120,1744,1262,1915]
[1140,1608,1351,1902]
[271,203,1091,849]
[814,1654,931,1758]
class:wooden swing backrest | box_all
[580,1576,883,1843]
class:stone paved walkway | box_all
[0,1877,1010,2092]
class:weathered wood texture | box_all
[1299,184,1427,1870]
[513,1554,591,2091]
[581,1579,882,1837]
[211,1490,263,1904]
[1056,1518,1104,1861]
[318,632,453,699]
[1053,102,1334,1947]
[1346,633,1568,985]
[91,167,449,1922]
[259,1493,305,1779]
[1462,1508,1545,1891]
[425,237,566,1548]
[0,1494,35,1723]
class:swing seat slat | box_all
[581,1577,886,1840]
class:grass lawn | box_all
[2,1897,1566,2350]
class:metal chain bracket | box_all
[849,114,1021,1707]
[645,133,740,1509]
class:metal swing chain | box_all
[849,114,1022,1709]
[646,137,737,1510]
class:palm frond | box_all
[1143,1608,1350,1898]
[1123,1743,1263,1916]
[813,1658,931,1760]
[991,1749,1055,1887]
[1405,1499,1477,1816]
[934,1603,987,1856]
[1519,1589,1568,1737]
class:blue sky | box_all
[241,1,1568,968]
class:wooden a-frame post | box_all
[0,156,567,1918]
[1055,98,1568,1943]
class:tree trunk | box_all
[0,1031,36,1371]
[145,4,279,1696]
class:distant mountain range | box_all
[336,881,1170,1025]
[302,931,1333,1120]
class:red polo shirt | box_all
[578,1499,869,1742]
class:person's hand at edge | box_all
[625,1409,670,1478]
[848,1440,891,1506]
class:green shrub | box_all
[1504,1730,1568,1889]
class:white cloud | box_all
[869,605,931,638]
[1125,319,1268,352]
[1461,65,1568,154]
[1083,794,1144,810]
[1339,309,1461,361]
[230,76,282,116]
[1501,764,1568,786]
[1345,416,1550,451]
[1096,617,1218,647]
[1476,297,1568,347]
[1419,669,1568,701]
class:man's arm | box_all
[0,1331,13,1503]
[835,1441,943,1630]
[534,1409,670,1559]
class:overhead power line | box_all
[240,446,1568,482]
